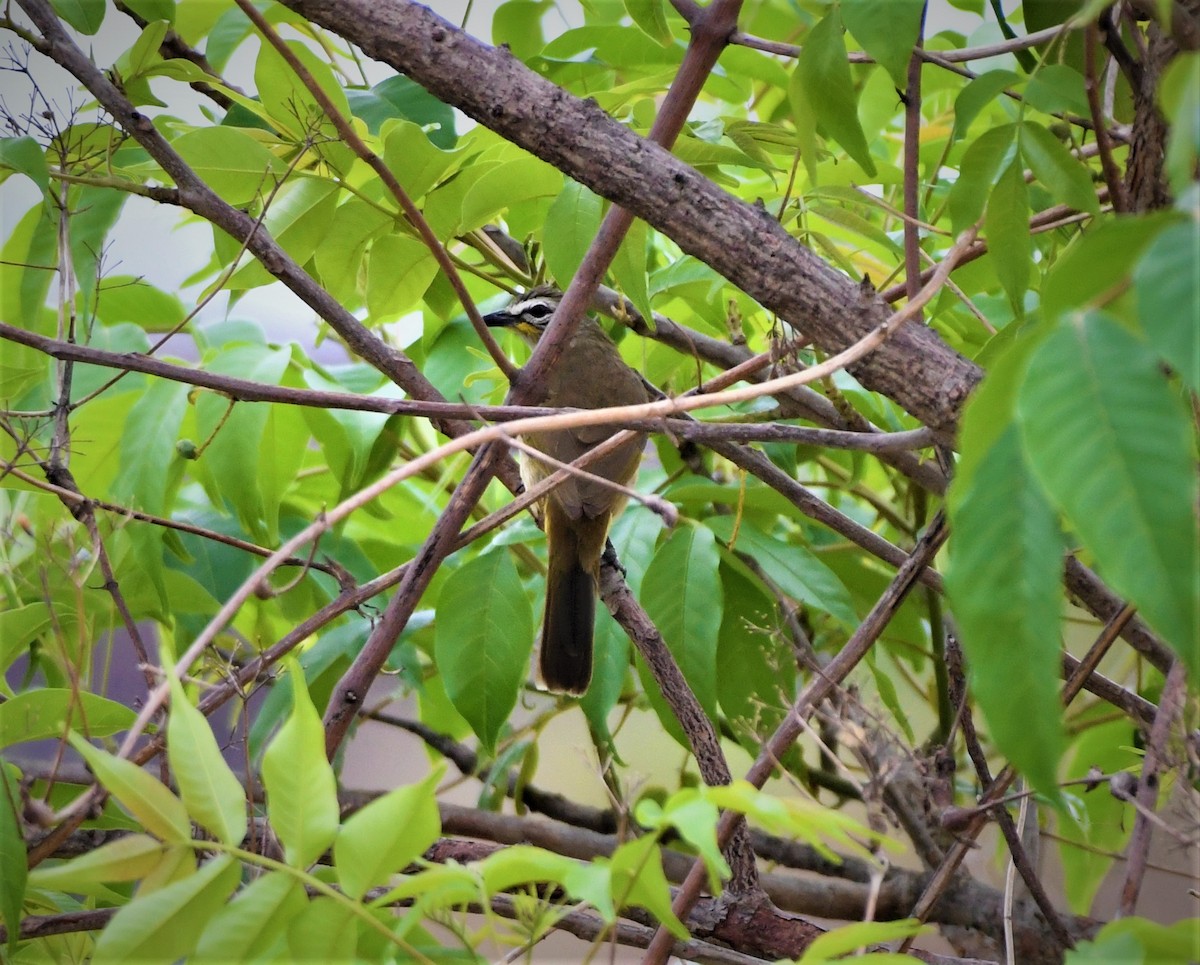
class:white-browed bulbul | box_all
[483,287,650,694]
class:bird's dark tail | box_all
[540,502,605,694]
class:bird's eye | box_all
[524,303,555,320]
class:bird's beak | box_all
[482,309,515,328]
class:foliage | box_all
[0,0,1196,961]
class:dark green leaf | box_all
[1025,64,1090,117]
[1020,120,1100,215]
[986,159,1031,311]
[50,0,105,33]
[841,0,925,89]
[1017,313,1199,675]
[0,764,26,952]
[794,11,877,176]
[434,550,534,752]
[348,76,457,146]
[639,523,722,717]
[948,123,1016,234]
[1133,219,1199,390]
[952,70,1020,142]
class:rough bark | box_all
[278,0,982,438]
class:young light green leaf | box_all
[841,0,924,90]
[477,844,578,896]
[69,734,191,843]
[166,669,248,846]
[28,834,168,892]
[986,159,1031,312]
[171,128,286,207]
[794,11,877,176]
[640,523,723,717]
[544,181,604,285]
[285,896,357,963]
[635,790,729,888]
[625,0,672,45]
[0,136,50,197]
[335,765,444,899]
[1133,218,1199,390]
[610,835,688,939]
[0,690,135,747]
[0,764,26,952]
[434,550,533,752]
[193,870,307,962]
[366,232,438,320]
[1017,313,1199,676]
[799,918,930,962]
[91,855,239,965]
[260,663,340,868]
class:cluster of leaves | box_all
[0,0,1197,960]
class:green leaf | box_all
[794,11,877,176]
[707,517,858,629]
[68,186,127,306]
[800,918,930,962]
[117,20,169,81]
[716,561,794,745]
[92,855,240,965]
[493,0,552,59]
[946,425,1065,798]
[544,181,603,285]
[171,127,286,206]
[459,155,561,231]
[948,123,1016,234]
[366,232,438,320]
[952,70,1020,142]
[254,39,349,141]
[285,896,357,962]
[610,217,653,329]
[69,735,191,843]
[50,0,105,33]
[1041,214,1170,321]
[1024,64,1091,117]
[478,844,578,895]
[225,177,340,290]
[841,0,925,90]
[1133,219,1199,390]
[986,159,1031,311]
[1065,917,1200,964]
[1019,121,1100,215]
[1017,313,1199,675]
[0,136,50,196]
[635,790,729,887]
[381,121,461,201]
[335,766,443,899]
[0,689,135,747]
[193,871,307,962]
[639,523,723,717]
[609,835,688,939]
[29,834,168,892]
[434,550,534,752]
[625,0,673,45]
[165,670,248,846]
[0,764,26,952]
[1159,52,1200,195]
[348,76,457,146]
[260,663,340,868]
[113,379,188,516]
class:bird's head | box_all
[482,285,562,343]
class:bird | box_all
[483,286,650,694]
